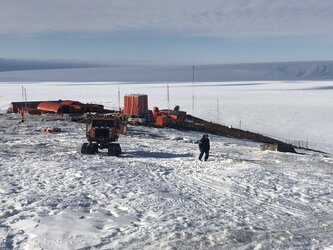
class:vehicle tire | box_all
[92,143,99,154]
[81,143,88,154]
[87,143,96,154]
[108,143,121,156]
[115,144,122,155]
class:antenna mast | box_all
[217,98,219,123]
[21,86,27,122]
[118,84,121,111]
[22,86,24,102]
[24,87,27,108]
[167,83,170,110]
[192,65,195,115]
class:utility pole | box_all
[117,84,121,111]
[167,83,170,110]
[192,65,195,115]
[21,86,24,103]
[217,98,219,123]
[21,86,27,122]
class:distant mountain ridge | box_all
[194,61,333,81]
[0,58,103,72]
[0,60,333,82]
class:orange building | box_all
[123,94,148,115]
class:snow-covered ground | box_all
[0,113,332,249]
[0,81,332,153]
[0,81,332,249]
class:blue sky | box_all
[1,0,332,65]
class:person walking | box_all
[198,134,210,161]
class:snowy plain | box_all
[0,81,332,249]
[0,80,332,153]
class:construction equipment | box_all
[152,106,187,126]
[81,117,126,156]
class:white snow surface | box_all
[0,112,332,249]
[0,81,333,249]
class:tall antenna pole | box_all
[21,86,27,122]
[167,83,170,110]
[192,65,195,115]
[24,87,27,104]
[21,86,27,109]
[217,98,219,123]
[117,84,121,111]
[21,86,24,122]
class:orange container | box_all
[156,115,168,126]
[124,95,148,115]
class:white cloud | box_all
[0,0,332,38]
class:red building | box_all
[8,100,108,114]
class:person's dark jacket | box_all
[199,137,210,152]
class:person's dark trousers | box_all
[199,150,209,161]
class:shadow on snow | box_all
[123,151,193,159]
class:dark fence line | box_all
[167,115,298,153]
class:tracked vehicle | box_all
[81,117,125,156]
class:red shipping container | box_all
[124,95,148,115]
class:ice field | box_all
[1,80,332,153]
[0,81,332,249]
